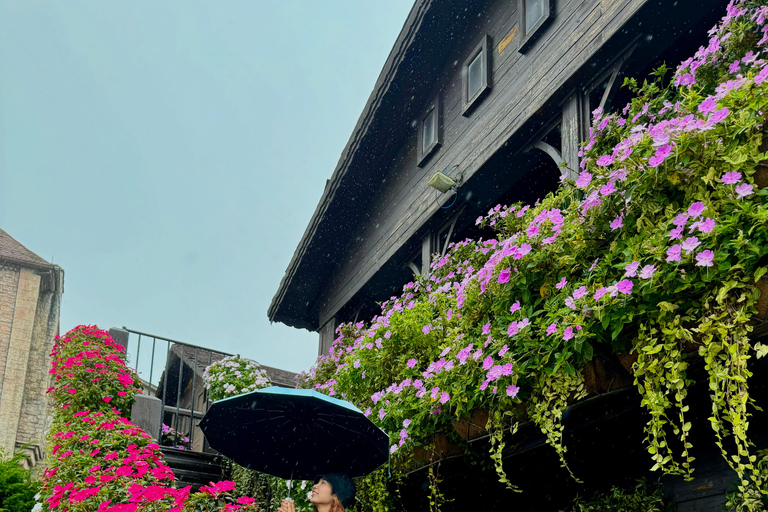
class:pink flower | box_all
[672,213,689,227]
[439,392,450,404]
[649,144,673,167]
[573,286,587,299]
[594,287,608,300]
[507,320,519,336]
[517,318,530,329]
[596,154,614,166]
[556,277,567,289]
[735,183,754,198]
[499,344,508,357]
[546,323,558,336]
[616,279,633,295]
[379,409,386,420]
[483,357,494,370]
[506,385,519,398]
[755,66,768,84]
[696,250,715,267]
[688,202,705,218]
[698,96,717,113]
[666,245,682,262]
[509,301,521,313]
[609,216,623,230]
[565,297,576,310]
[669,226,683,240]
[563,327,574,341]
[103,396,112,403]
[722,171,742,184]
[681,237,701,254]
[624,261,640,277]
[600,181,616,196]
[482,322,491,335]
[639,265,656,279]
[407,359,417,368]
[576,172,592,188]
[498,268,511,284]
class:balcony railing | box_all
[120,327,232,453]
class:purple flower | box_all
[422,325,433,335]
[697,217,715,233]
[498,268,511,284]
[610,216,624,230]
[616,279,633,295]
[379,409,386,420]
[576,172,592,188]
[673,213,689,227]
[499,344,508,357]
[735,183,754,198]
[518,318,530,330]
[506,385,519,398]
[708,107,729,124]
[669,226,684,240]
[556,277,567,290]
[563,327,574,341]
[507,321,519,337]
[698,96,717,113]
[407,359,417,368]
[755,66,768,85]
[509,301,521,314]
[594,287,608,300]
[639,265,656,280]
[696,250,715,267]
[649,144,673,167]
[403,419,412,427]
[573,286,588,299]
[597,154,615,166]
[600,181,617,196]
[589,258,600,272]
[431,387,440,400]
[624,261,640,277]
[565,297,576,310]
[475,216,483,225]
[688,202,706,218]
[722,171,742,184]
[353,359,361,368]
[526,224,540,237]
[669,244,689,266]
[482,322,491,335]
[729,60,741,73]
[364,408,371,417]
[439,392,450,404]
[483,357,494,370]
[682,237,701,254]
[546,323,558,336]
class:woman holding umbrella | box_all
[278,473,355,512]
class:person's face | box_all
[310,478,334,506]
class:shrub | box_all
[40,325,262,512]
[0,447,40,512]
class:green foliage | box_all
[726,449,768,511]
[0,448,40,512]
[563,479,671,512]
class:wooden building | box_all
[268,0,730,356]
[267,0,759,509]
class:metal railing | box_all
[122,327,232,452]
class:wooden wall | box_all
[316,0,651,327]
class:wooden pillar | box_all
[318,317,337,357]
[421,234,433,277]
[561,93,582,181]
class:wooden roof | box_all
[268,0,459,330]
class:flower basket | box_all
[582,353,634,394]
[450,408,489,441]
[411,433,463,466]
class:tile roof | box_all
[170,344,298,388]
[0,229,52,268]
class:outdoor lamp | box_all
[428,170,456,193]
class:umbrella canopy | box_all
[199,386,389,480]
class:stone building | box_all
[0,229,64,467]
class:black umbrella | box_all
[199,386,389,482]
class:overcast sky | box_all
[0,1,414,377]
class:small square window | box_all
[462,35,491,116]
[417,98,441,167]
[519,0,554,54]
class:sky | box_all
[0,1,415,377]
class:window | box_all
[462,35,491,116]
[519,0,554,53]
[417,98,441,166]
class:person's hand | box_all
[278,498,295,512]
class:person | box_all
[277,472,355,512]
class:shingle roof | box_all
[0,229,53,268]
[170,344,298,388]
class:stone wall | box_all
[0,265,21,391]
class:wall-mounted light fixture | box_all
[428,165,459,209]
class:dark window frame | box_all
[519,0,555,54]
[462,35,492,116]
[417,97,441,167]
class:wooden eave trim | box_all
[268,0,437,329]
[0,256,57,272]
